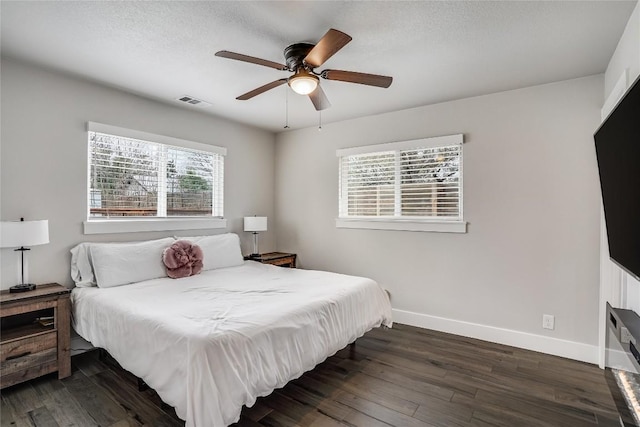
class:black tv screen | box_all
[594,74,640,281]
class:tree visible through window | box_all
[338,135,463,221]
[400,146,461,217]
[88,130,224,218]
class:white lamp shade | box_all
[0,220,49,248]
[289,75,318,95]
[288,69,319,95]
[244,216,267,232]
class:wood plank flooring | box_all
[0,323,622,426]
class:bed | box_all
[70,234,392,427]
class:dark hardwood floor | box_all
[1,323,622,426]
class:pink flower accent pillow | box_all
[162,240,204,279]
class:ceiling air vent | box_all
[176,95,212,108]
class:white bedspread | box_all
[71,261,392,427]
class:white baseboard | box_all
[606,346,640,372]
[392,309,599,365]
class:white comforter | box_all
[72,261,392,426]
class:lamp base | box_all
[9,283,36,293]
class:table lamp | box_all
[0,218,49,292]
[244,216,267,258]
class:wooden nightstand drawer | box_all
[245,252,297,268]
[1,330,58,362]
[1,350,58,388]
[0,284,71,388]
[268,257,296,267]
[1,331,58,387]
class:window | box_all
[85,122,226,234]
[337,134,466,233]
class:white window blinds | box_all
[88,123,224,219]
[338,135,463,221]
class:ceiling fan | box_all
[215,29,393,111]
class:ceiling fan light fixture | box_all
[288,70,319,95]
[217,29,393,111]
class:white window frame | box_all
[336,134,467,233]
[84,122,227,234]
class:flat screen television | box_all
[594,74,640,281]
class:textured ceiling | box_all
[1,1,637,132]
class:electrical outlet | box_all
[542,314,555,330]
[621,326,633,344]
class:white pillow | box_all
[90,237,175,288]
[177,233,244,271]
[70,242,97,287]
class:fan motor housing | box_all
[284,43,314,71]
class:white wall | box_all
[0,57,276,288]
[604,1,640,99]
[275,75,604,362]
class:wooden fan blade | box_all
[308,85,331,111]
[304,29,352,69]
[237,79,288,100]
[321,69,392,88]
[215,50,287,71]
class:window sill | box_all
[335,218,467,233]
[83,218,227,235]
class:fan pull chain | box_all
[318,111,322,131]
[284,86,290,129]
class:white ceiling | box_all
[1,1,636,133]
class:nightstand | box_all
[245,252,297,268]
[0,283,71,389]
